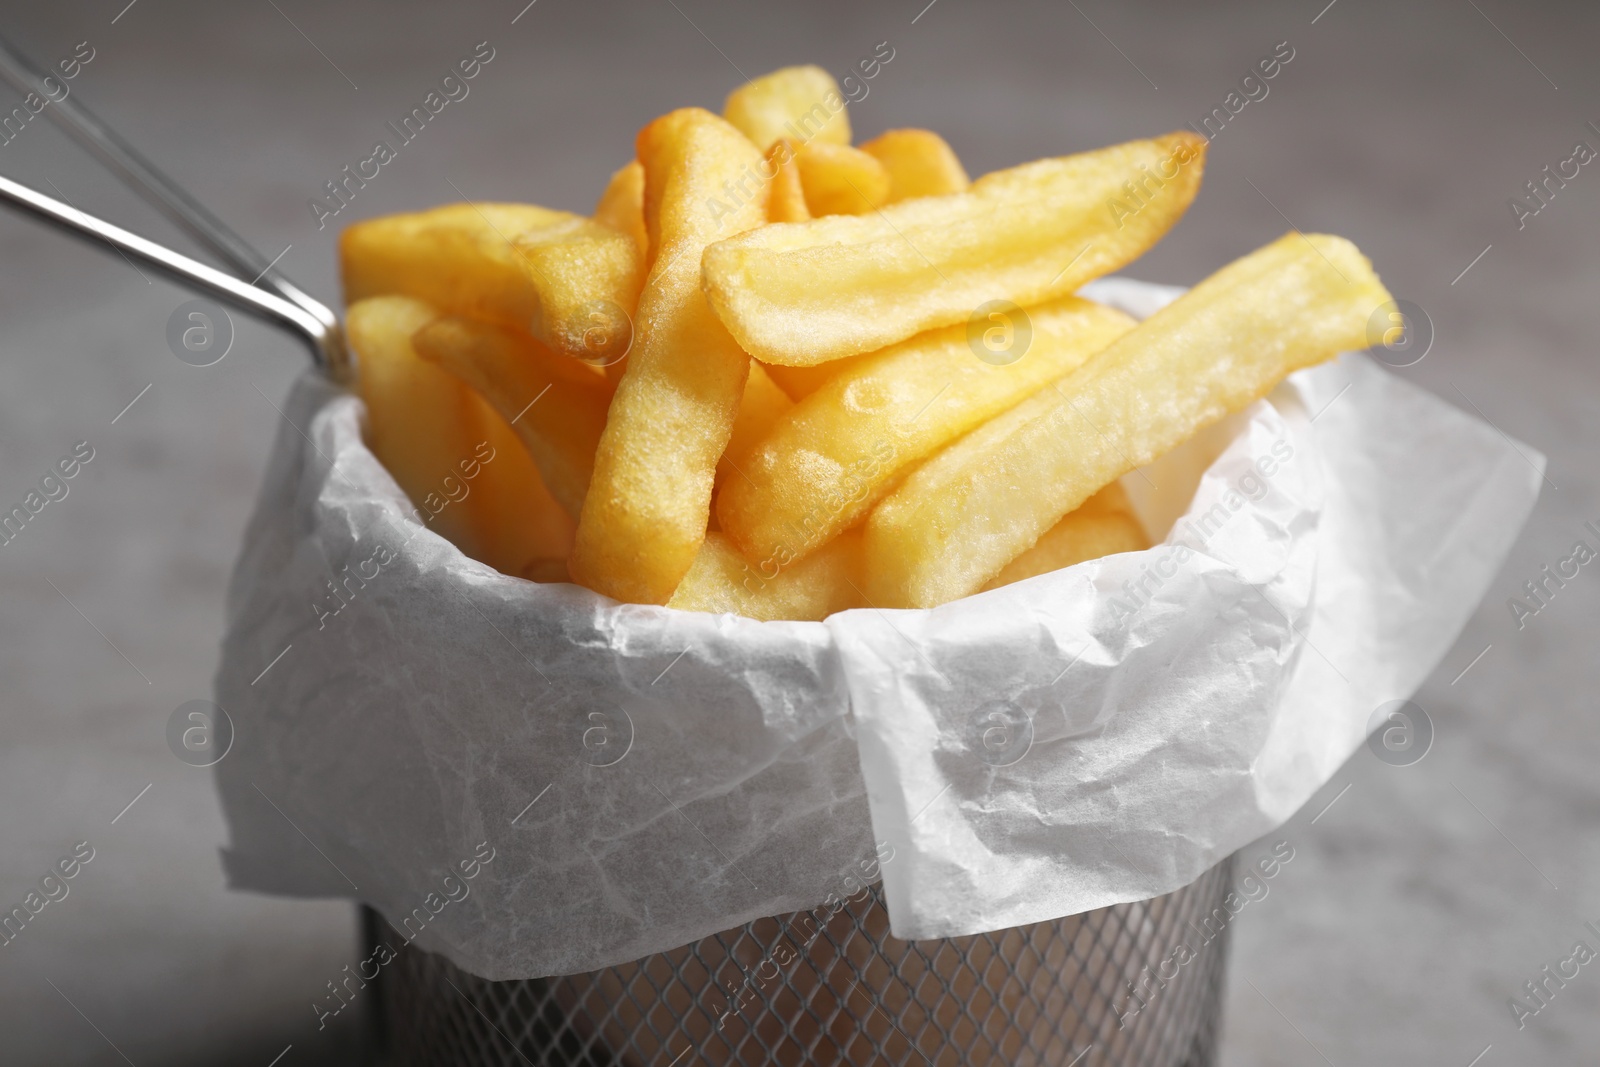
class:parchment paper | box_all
[214,277,1541,977]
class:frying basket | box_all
[370,858,1234,1066]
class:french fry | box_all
[865,232,1393,608]
[569,108,768,605]
[759,358,862,401]
[723,65,850,151]
[349,296,487,556]
[467,392,577,573]
[765,140,810,223]
[717,297,1136,565]
[351,294,573,572]
[341,202,640,370]
[595,160,648,258]
[702,131,1207,365]
[517,228,642,369]
[519,558,572,584]
[666,531,861,621]
[411,315,611,521]
[719,362,793,484]
[343,202,561,314]
[795,141,891,216]
[594,162,650,383]
[981,484,1146,590]
[861,128,970,201]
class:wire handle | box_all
[0,34,347,379]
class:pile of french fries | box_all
[341,65,1391,621]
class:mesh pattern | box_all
[374,858,1233,1066]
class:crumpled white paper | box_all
[215,277,1542,978]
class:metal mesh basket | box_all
[369,856,1233,1066]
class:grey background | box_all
[0,0,1594,1063]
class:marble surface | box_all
[0,0,1594,1063]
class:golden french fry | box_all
[569,108,768,605]
[982,484,1146,590]
[765,139,811,223]
[666,531,861,621]
[866,232,1393,608]
[467,392,576,573]
[343,202,561,313]
[703,131,1207,365]
[723,65,850,151]
[759,357,864,401]
[516,229,642,369]
[595,160,648,258]
[519,557,572,584]
[411,315,611,520]
[349,296,486,556]
[718,297,1136,565]
[795,140,891,216]
[341,202,640,370]
[594,164,649,383]
[860,128,969,201]
[718,362,793,484]
[353,298,574,576]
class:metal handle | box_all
[0,33,347,379]
[0,171,336,360]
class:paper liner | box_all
[214,278,1541,977]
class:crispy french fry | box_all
[595,160,648,258]
[723,65,850,151]
[343,202,561,313]
[703,131,1207,365]
[569,108,768,605]
[719,362,793,483]
[796,140,891,216]
[517,229,642,369]
[861,128,969,201]
[468,392,577,572]
[349,296,486,555]
[765,139,810,223]
[520,557,572,584]
[718,296,1136,565]
[352,297,575,575]
[866,232,1393,608]
[666,531,861,621]
[981,484,1146,590]
[411,315,611,520]
[594,164,649,384]
[759,357,865,401]
[341,202,640,370]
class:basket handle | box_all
[0,34,348,380]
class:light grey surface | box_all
[0,1,1593,1064]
